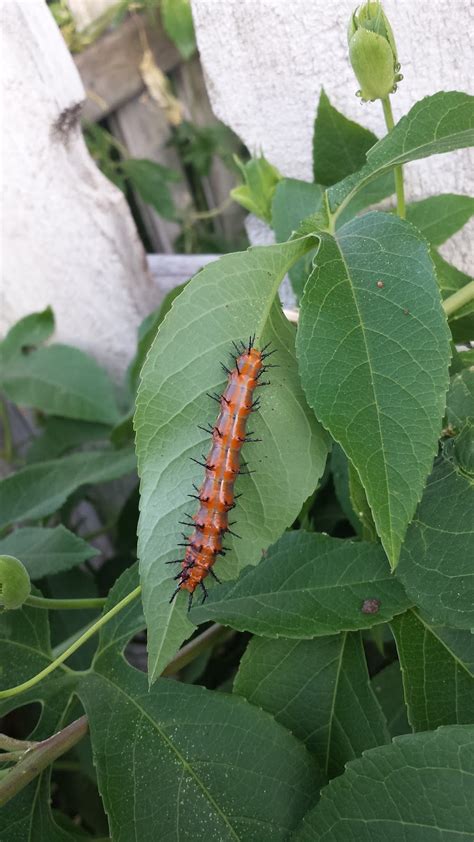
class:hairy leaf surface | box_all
[294,726,474,841]
[134,238,329,682]
[297,212,450,565]
[234,632,389,777]
[191,531,410,635]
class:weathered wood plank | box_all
[75,14,180,121]
[173,55,244,244]
[109,96,191,253]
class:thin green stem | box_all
[443,280,474,317]
[25,594,107,611]
[0,716,88,807]
[381,96,405,218]
[0,399,13,462]
[0,586,142,700]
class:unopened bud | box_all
[0,555,31,610]
[348,2,401,101]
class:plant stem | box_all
[0,716,88,807]
[25,594,107,611]
[161,623,233,676]
[0,586,142,700]
[381,96,405,219]
[443,280,474,317]
[0,399,13,462]
[0,734,38,752]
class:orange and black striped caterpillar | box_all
[167,336,275,610]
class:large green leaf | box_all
[127,283,187,395]
[371,661,411,738]
[78,569,322,842]
[431,250,474,343]
[297,211,451,566]
[0,526,98,579]
[134,237,329,682]
[0,447,136,529]
[313,88,378,186]
[391,610,474,732]
[272,179,323,297]
[406,194,474,246]
[446,368,474,431]
[0,307,54,364]
[294,725,474,841]
[396,450,474,628]
[1,345,120,424]
[327,91,474,217]
[234,632,389,778]
[26,418,111,464]
[0,598,80,841]
[191,531,410,636]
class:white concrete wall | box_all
[0,0,158,379]
[192,0,474,273]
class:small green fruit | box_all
[348,2,401,101]
[0,555,31,610]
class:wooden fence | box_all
[73,12,243,254]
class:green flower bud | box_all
[348,2,402,101]
[0,555,31,610]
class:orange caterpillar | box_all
[168,336,274,610]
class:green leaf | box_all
[78,569,322,842]
[234,632,389,778]
[134,237,329,682]
[191,530,410,636]
[371,661,411,738]
[1,345,120,425]
[391,610,474,732]
[230,155,282,223]
[396,450,474,628]
[0,599,80,840]
[297,211,451,566]
[161,0,196,60]
[126,283,187,395]
[121,159,180,221]
[0,447,136,529]
[0,526,98,579]
[405,194,474,246]
[328,92,474,217]
[348,461,377,542]
[330,445,360,534]
[450,422,474,475]
[294,725,474,841]
[446,368,474,431]
[80,665,321,841]
[26,417,111,464]
[313,89,378,186]
[0,307,54,364]
[432,250,474,343]
[271,179,323,298]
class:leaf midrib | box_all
[91,669,242,841]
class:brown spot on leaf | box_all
[361,598,381,614]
